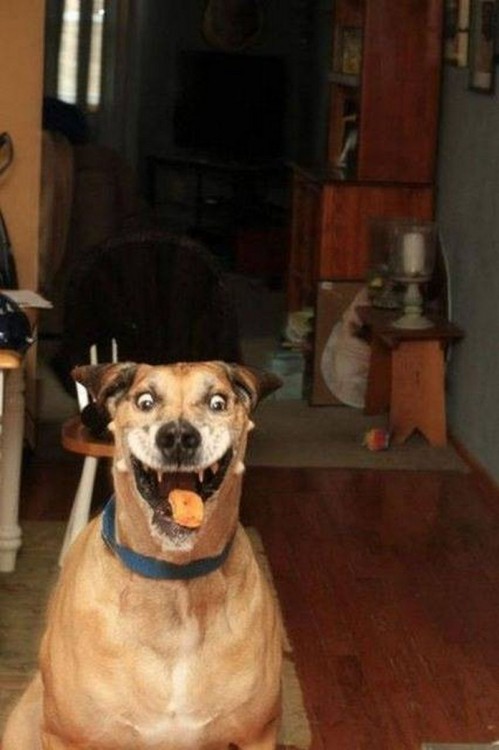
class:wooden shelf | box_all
[328,72,361,87]
[327,0,442,184]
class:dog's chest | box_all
[44,531,282,748]
[161,610,203,713]
[123,629,218,748]
[81,584,264,745]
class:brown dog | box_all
[3,361,283,750]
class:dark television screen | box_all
[174,51,286,162]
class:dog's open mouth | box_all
[131,449,233,533]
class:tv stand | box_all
[145,153,286,234]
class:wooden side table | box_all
[357,307,464,447]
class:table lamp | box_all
[386,219,437,330]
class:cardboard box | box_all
[310,280,365,405]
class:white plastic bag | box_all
[320,288,371,409]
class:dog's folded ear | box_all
[71,362,138,413]
[224,363,282,410]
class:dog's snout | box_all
[156,420,201,462]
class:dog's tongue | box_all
[159,472,196,494]
[168,489,204,529]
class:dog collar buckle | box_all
[101,497,234,580]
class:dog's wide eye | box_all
[136,392,155,412]
[209,393,227,412]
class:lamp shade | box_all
[386,219,437,281]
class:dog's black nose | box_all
[156,420,201,462]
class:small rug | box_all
[247,399,468,472]
[0,522,311,749]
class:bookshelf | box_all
[287,0,443,311]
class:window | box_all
[57,0,105,111]
[87,0,105,109]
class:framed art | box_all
[338,26,363,76]
[333,25,363,77]
[469,0,497,91]
[444,0,471,66]
[202,0,264,52]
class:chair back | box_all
[55,229,241,391]
[74,339,118,411]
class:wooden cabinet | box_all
[288,169,434,310]
[328,0,443,183]
[288,172,322,311]
[287,0,443,312]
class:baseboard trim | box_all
[450,432,499,498]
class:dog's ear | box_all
[71,362,138,413]
[224,363,282,410]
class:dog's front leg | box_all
[41,731,84,750]
[237,716,279,750]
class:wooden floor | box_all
[18,446,499,750]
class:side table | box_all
[357,306,464,447]
[0,291,51,572]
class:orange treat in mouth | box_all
[168,489,204,528]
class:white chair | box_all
[59,340,117,564]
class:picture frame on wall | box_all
[444,0,471,66]
[468,0,497,92]
[338,27,363,76]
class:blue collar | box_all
[101,497,234,580]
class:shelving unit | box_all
[287,0,443,311]
[328,0,363,173]
[288,167,435,311]
[287,0,443,402]
[330,0,442,184]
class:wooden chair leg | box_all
[390,340,447,447]
[364,337,392,415]
[59,456,99,565]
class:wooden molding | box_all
[450,433,499,497]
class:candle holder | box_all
[386,219,437,330]
[368,218,403,310]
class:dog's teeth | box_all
[211,462,219,475]
[107,420,116,433]
[247,420,255,432]
[157,470,163,483]
[235,460,245,475]
[198,469,204,483]
[116,458,127,473]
